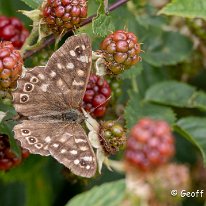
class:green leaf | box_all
[159,0,206,20]
[0,156,63,206]
[145,81,206,111]
[142,31,193,67]
[175,117,206,165]
[66,180,126,206]
[125,92,176,129]
[92,14,115,37]
[119,63,143,80]
[20,0,43,9]
[0,120,21,157]
[92,0,115,36]
[0,99,20,156]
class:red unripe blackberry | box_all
[42,0,88,34]
[0,134,29,171]
[0,41,23,89]
[99,120,126,155]
[125,118,175,172]
[100,30,141,74]
[83,74,111,117]
[0,16,29,49]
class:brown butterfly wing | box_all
[12,34,97,177]
[45,33,92,109]
[12,34,92,117]
[12,66,69,117]
[14,121,97,178]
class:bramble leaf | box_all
[175,117,206,165]
[66,180,125,206]
[92,14,115,37]
[20,0,43,9]
[145,81,206,111]
[159,0,206,20]
[119,63,143,80]
[142,31,193,67]
[125,92,176,129]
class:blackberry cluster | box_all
[99,120,126,155]
[125,118,175,171]
[0,16,29,49]
[83,74,111,117]
[100,30,141,74]
[42,0,88,34]
[0,134,29,171]
[0,41,23,89]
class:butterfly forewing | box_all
[45,33,92,108]
[12,34,97,178]
[12,66,69,117]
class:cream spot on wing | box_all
[67,63,74,69]
[38,73,45,80]
[86,165,90,170]
[83,156,93,161]
[70,150,78,155]
[75,138,87,143]
[61,149,67,153]
[57,63,63,69]
[40,84,49,92]
[72,80,84,86]
[82,45,86,50]
[59,136,66,143]
[45,136,51,143]
[89,57,92,62]
[77,69,84,77]
[80,146,88,151]
[70,50,76,56]
[77,55,88,63]
[74,159,80,165]
[57,79,63,87]
[53,143,59,148]
[50,71,56,77]
[44,145,48,150]
[65,132,73,137]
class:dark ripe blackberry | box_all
[0,134,29,171]
[83,74,111,117]
[0,16,29,49]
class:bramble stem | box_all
[23,0,129,60]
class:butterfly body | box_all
[12,34,97,178]
[27,109,85,124]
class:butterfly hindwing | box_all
[14,120,52,156]
[48,123,97,178]
[13,121,97,178]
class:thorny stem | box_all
[23,0,129,60]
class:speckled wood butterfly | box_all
[12,34,97,178]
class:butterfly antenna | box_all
[88,95,112,116]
